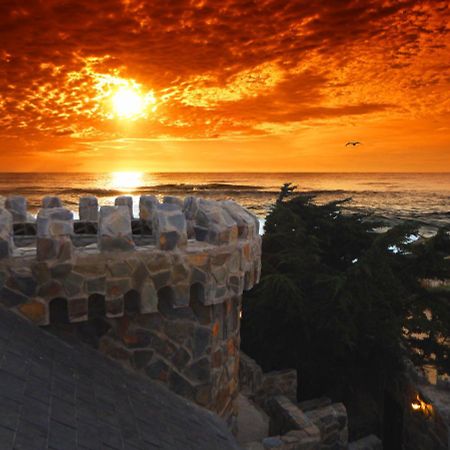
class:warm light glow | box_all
[111,172,143,190]
[411,401,421,411]
[411,394,433,416]
[112,87,145,119]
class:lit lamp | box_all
[411,394,433,417]
[411,398,421,411]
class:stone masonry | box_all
[0,194,262,431]
[239,352,349,450]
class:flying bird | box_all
[345,141,362,147]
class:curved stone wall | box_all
[0,195,262,429]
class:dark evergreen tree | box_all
[241,189,449,436]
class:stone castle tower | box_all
[0,194,261,430]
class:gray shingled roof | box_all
[0,306,241,450]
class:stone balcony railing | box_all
[0,195,261,326]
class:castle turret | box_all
[0,195,262,431]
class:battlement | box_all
[1,194,259,242]
[0,195,261,325]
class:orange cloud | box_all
[0,0,448,171]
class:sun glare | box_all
[111,171,143,190]
[90,71,157,120]
[112,87,145,119]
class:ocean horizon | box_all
[1,172,449,232]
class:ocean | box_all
[0,172,449,233]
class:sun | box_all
[91,73,157,120]
[112,87,145,119]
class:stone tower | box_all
[0,194,261,430]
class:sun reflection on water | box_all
[110,172,143,191]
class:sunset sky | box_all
[0,0,449,172]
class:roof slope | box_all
[0,306,241,450]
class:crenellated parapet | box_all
[2,194,257,237]
[0,195,261,325]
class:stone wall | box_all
[240,351,298,404]
[241,394,348,450]
[239,353,348,450]
[56,290,243,430]
[240,351,264,396]
[266,395,322,445]
[0,194,262,429]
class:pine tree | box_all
[241,188,449,435]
